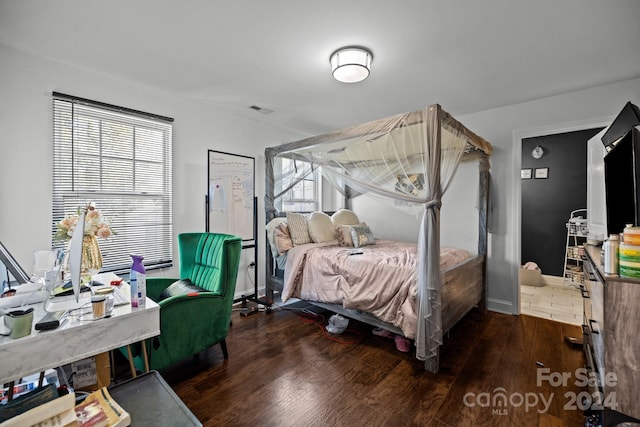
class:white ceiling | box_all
[1,0,640,136]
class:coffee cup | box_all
[91,295,106,319]
[93,287,114,316]
[0,308,34,339]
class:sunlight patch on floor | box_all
[520,282,582,325]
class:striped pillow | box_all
[286,212,312,245]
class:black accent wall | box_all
[521,128,602,277]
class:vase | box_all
[81,235,103,281]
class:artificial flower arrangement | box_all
[54,204,115,241]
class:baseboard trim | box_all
[488,298,514,315]
[234,285,266,302]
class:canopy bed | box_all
[264,104,492,372]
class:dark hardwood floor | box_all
[148,304,586,426]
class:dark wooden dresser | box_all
[582,244,640,425]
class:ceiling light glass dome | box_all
[330,47,373,83]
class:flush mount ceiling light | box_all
[330,47,373,83]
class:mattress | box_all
[282,240,471,339]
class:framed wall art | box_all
[534,168,549,179]
[521,169,532,179]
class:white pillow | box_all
[331,209,360,227]
[266,217,288,258]
[287,212,312,245]
[307,212,337,243]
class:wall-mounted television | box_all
[604,127,640,235]
[601,101,640,152]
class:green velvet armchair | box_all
[124,232,242,372]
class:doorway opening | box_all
[519,127,601,325]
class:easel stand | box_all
[237,239,263,317]
[205,195,270,315]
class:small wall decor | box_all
[521,169,532,179]
[535,167,549,179]
[395,173,424,195]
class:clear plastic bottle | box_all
[603,234,619,275]
[129,254,146,307]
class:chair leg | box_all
[220,339,229,359]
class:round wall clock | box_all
[532,145,544,159]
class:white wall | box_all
[0,44,303,297]
[353,160,479,255]
[2,41,639,312]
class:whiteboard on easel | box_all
[207,150,255,241]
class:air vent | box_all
[249,105,274,114]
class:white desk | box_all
[0,283,159,385]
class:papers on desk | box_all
[0,274,126,313]
[0,282,47,310]
[44,273,127,313]
[91,272,123,286]
[44,293,92,313]
[51,283,91,298]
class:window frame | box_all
[51,92,174,274]
[277,158,322,212]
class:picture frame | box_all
[521,169,532,179]
[395,173,425,195]
[534,167,549,179]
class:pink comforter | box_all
[282,240,470,339]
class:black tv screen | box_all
[604,127,640,235]
[601,101,640,151]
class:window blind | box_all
[52,93,174,273]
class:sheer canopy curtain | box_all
[275,105,468,366]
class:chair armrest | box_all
[146,277,177,302]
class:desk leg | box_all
[126,345,137,378]
[7,381,14,401]
[109,350,115,383]
[141,341,150,373]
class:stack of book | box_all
[0,387,130,427]
[74,387,130,427]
